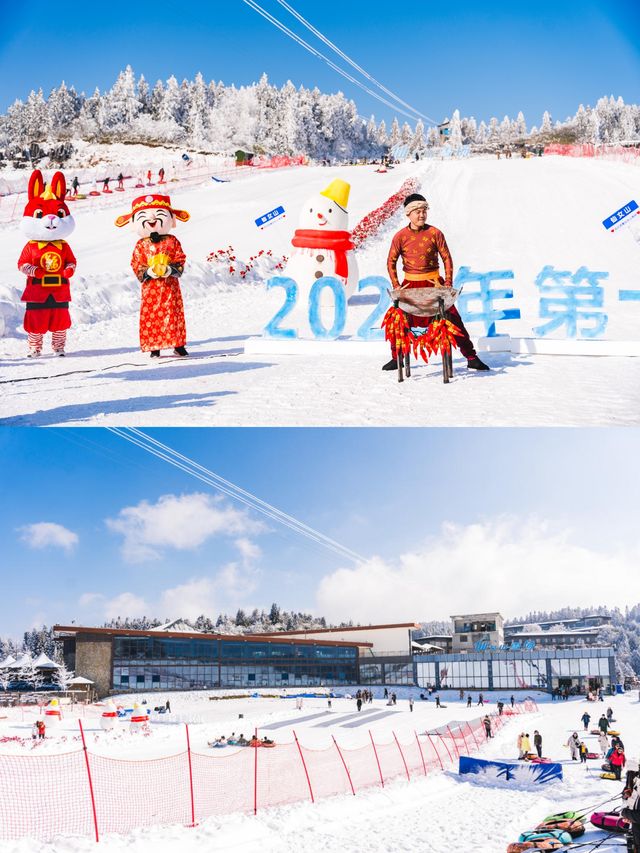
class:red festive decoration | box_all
[382,305,461,364]
[206,246,288,280]
[351,178,420,248]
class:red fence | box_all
[544,143,640,164]
[0,700,537,843]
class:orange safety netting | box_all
[0,705,536,842]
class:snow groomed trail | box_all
[0,157,638,426]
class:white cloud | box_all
[18,522,78,553]
[315,516,640,624]
[103,592,150,621]
[235,538,262,564]
[78,593,104,608]
[159,578,218,621]
[106,492,263,562]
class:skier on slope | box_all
[384,194,489,373]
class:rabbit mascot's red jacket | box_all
[17,170,77,333]
[115,194,189,353]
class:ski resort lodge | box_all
[414,612,617,695]
[53,614,617,698]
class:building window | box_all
[460,635,468,642]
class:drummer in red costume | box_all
[384,193,489,371]
[115,194,190,357]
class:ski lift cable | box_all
[106,427,366,564]
[242,0,419,121]
[241,0,426,124]
[107,427,360,562]
[125,427,364,561]
[274,0,438,125]
[108,428,363,564]
[125,426,365,561]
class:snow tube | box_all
[608,729,620,736]
[590,810,630,833]
[535,819,584,838]
[518,829,572,844]
[541,811,581,823]
[508,839,566,851]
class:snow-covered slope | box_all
[0,157,638,426]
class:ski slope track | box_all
[0,157,638,426]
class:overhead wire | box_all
[273,0,439,125]
[241,0,433,125]
[106,427,366,565]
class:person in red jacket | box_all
[18,170,77,357]
[611,745,626,780]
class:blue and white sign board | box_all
[459,756,562,784]
[602,200,638,232]
[255,205,286,229]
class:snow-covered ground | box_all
[1,156,639,426]
[0,687,637,852]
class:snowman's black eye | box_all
[57,208,66,218]
[34,209,43,219]
[329,208,333,213]
[309,208,313,213]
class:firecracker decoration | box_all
[382,306,461,364]
[423,316,461,356]
[351,177,420,248]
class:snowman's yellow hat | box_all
[320,179,350,211]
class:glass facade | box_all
[416,647,615,693]
[112,636,359,691]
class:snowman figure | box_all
[100,699,118,731]
[44,697,62,728]
[285,179,359,337]
[129,702,149,733]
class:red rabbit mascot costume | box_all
[18,170,77,356]
[115,194,190,357]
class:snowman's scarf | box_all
[291,230,354,279]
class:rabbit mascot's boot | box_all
[115,194,190,358]
[17,170,77,357]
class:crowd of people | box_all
[208,732,275,748]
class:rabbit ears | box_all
[28,169,67,201]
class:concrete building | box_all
[451,613,504,653]
[53,623,418,697]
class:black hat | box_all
[403,193,427,207]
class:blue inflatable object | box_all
[519,829,573,844]
[459,755,563,784]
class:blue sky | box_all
[1,0,639,127]
[1,427,639,639]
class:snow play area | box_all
[1,153,639,427]
[0,687,638,852]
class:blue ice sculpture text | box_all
[533,265,609,338]
[455,267,521,336]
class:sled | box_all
[518,829,572,845]
[114,187,125,192]
[535,819,584,838]
[608,729,620,736]
[600,771,618,780]
[89,191,101,196]
[529,757,551,764]
[134,183,145,188]
[509,833,569,851]
[102,189,113,194]
[590,729,601,735]
[586,752,599,759]
[590,809,630,833]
